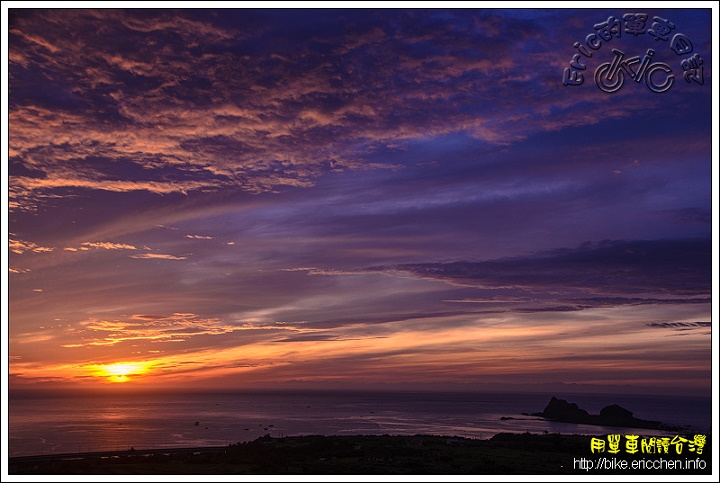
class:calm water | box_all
[8,390,712,457]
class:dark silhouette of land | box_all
[530,397,686,431]
[9,432,710,475]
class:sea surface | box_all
[7,390,712,458]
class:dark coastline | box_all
[9,432,712,475]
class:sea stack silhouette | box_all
[533,397,662,430]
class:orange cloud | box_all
[80,241,137,250]
[9,268,32,274]
[130,253,187,260]
[9,238,54,255]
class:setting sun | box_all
[88,362,151,383]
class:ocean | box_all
[7,390,712,458]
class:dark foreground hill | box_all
[9,432,711,475]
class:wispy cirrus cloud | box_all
[372,238,711,298]
[53,312,323,357]
[71,314,233,346]
[646,321,711,330]
[130,253,187,261]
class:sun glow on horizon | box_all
[89,362,151,383]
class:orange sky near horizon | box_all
[9,298,711,394]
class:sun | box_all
[89,362,151,383]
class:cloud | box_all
[658,207,712,224]
[373,238,711,298]
[563,297,711,308]
[66,313,243,347]
[130,253,188,260]
[10,9,709,213]
[15,239,137,261]
[9,238,54,254]
[646,321,711,329]
[9,268,32,274]
[79,241,137,250]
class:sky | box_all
[3,6,717,396]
